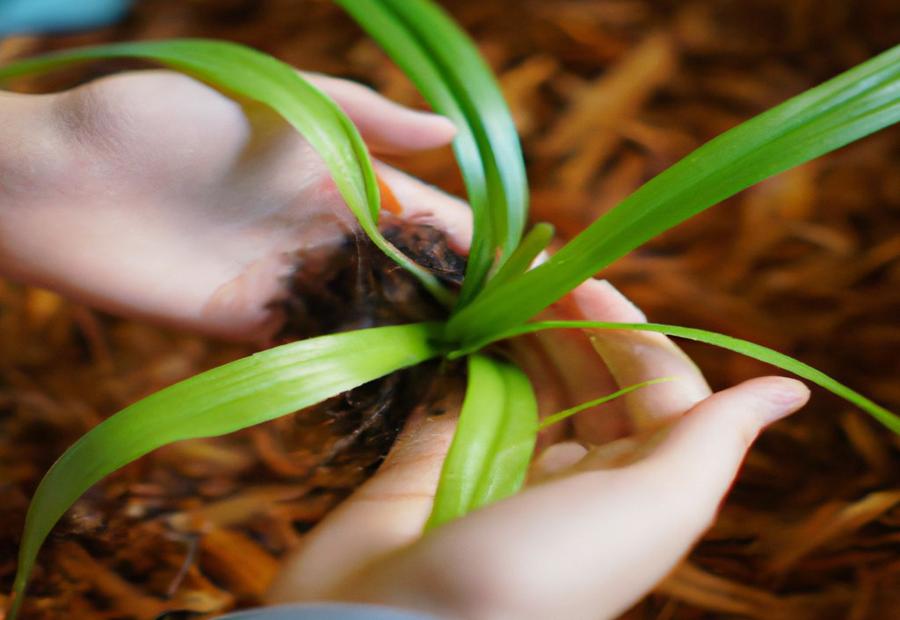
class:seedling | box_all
[1,0,897,615]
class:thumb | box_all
[634,377,810,532]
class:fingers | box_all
[267,381,463,604]
[530,441,588,481]
[374,162,472,254]
[569,279,712,433]
[635,376,809,513]
[527,282,633,446]
[303,73,456,155]
[341,379,808,620]
[530,321,627,442]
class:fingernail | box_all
[758,378,810,422]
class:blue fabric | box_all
[0,0,133,35]
[218,603,439,620]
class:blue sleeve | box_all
[0,0,133,36]
[217,603,440,620]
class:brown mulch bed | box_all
[1,0,898,618]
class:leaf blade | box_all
[10,323,443,616]
[426,354,538,530]
[379,0,528,258]
[481,222,554,294]
[335,0,529,304]
[454,321,900,435]
[470,360,540,507]
[447,44,900,342]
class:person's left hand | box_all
[0,70,468,341]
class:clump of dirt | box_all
[276,216,465,339]
[269,217,466,486]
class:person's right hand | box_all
[266,277,810,620]
[0,70,470,341]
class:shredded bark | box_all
[1,1,898,618]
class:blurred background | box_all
[1,1,898,618]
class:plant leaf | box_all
[453,321,900,435]
[334,0,529,305]
[9,323,443,617]
[539,377,677,430]
[481,222,554,294]
[0,38,451,305]
[426,354,538,530]
[447,43,900,342]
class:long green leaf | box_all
[335,0,529,304]
[447,44,900,342]
[379,0,528,261]
[9,323,443,617]
[452,321,900,434]
[426,354,538,530]
[0,39,451,305]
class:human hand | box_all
[0,70,469,340]
[266,278,810,620]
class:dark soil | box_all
[276,217,465,340]
[267,218,466,498]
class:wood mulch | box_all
[1,1,898,618]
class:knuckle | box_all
[0,96,68,202]
[54,71,243,167]
[55,75,140,155]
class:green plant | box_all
[1,0,897,615]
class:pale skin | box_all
[0,71,810,620]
